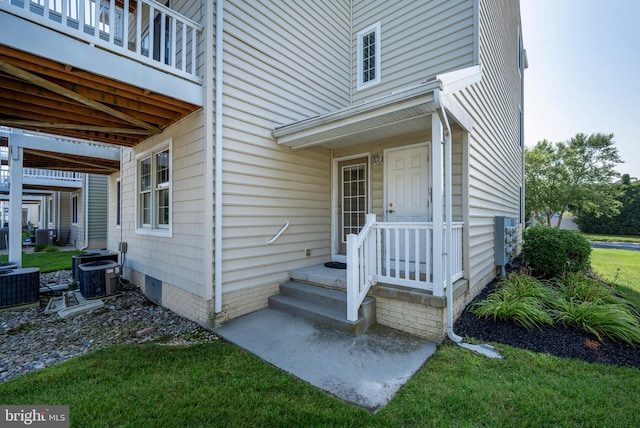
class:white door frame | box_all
[383,142,432,222]
[331,153,371,263]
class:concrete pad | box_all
[213,308,437,411]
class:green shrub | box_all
[523,226,591,277]
[44,246,59,253]
[34,243,48,252]
[472,272,556,330]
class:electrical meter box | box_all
[495,216,518,275]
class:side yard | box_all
[0,248,638,426]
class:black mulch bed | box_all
[454,277,640,370]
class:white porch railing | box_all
[1,0,202,82]
[346,214,464,322]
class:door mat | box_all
[324,261,346,269]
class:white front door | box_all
[384,144,431,274]
[385,144,431,222]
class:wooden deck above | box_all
[0,45,201,148]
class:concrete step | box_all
[268,281,376,336]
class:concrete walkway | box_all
[213,308,437,411]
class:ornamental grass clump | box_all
[471,272,556,330]
[552,272,640,346]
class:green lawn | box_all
[0,340,637,427]
[0,248,638,426]
[591,247,640,308]
[0,250,82,273]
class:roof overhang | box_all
[273,65,481,150]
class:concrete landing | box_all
[213,307,437,411]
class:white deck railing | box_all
[1,0,202,82]
[346,214,464,322]
[0,168,83,187]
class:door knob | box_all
[387,209,395,213]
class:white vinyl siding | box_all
[451,0,524,294]
[221,0,350,293]
[87,174,108,247]
[351,0,476,103]
[117,111,206,298]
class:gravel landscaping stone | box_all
[1,270,217,382]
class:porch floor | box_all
[213,307,437,410]
[290,264,347,289]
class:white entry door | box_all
[385,144,430,222]
[384,144,431,275]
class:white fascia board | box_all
[273,81,441,143]
[436,65,483,95]
[440,94,474,133]
[0,11,203,106]
[9,134,120,161]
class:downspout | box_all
[437,97,501,359]
[56,191,60,239]
[80,174,89,250]
[438,104,461,344]
[212,0,223,312]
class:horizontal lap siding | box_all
[87,175,108,247]
[117,111,207,297]
[453,0,524,291]
[352,0,475,103]
[222,0,350,293]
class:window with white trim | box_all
[137,142,171,234]
[357,22,381,90]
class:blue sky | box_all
[520,0,640,179]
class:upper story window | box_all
[136,140,172,236]
[357,22,381,90]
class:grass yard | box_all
[0,340,638,427]
[582,233,640,243]
[0,250,82,273]
[0,247,638,426]
[591,248,640,309]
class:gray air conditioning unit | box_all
[0,267,40,308]
[72,250,119,281]
[495,216,518,276]
[78,260,120,299]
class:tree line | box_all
[525,133,639,235]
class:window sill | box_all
[135,227,172,238]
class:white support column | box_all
[431,114,444,297]
[9,144,23,268]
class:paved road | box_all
[590,241,640,251]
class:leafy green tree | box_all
[525,133,623,227]
[575,174,640,235]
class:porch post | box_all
[8,141,23,268]
[431,114,444,297]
